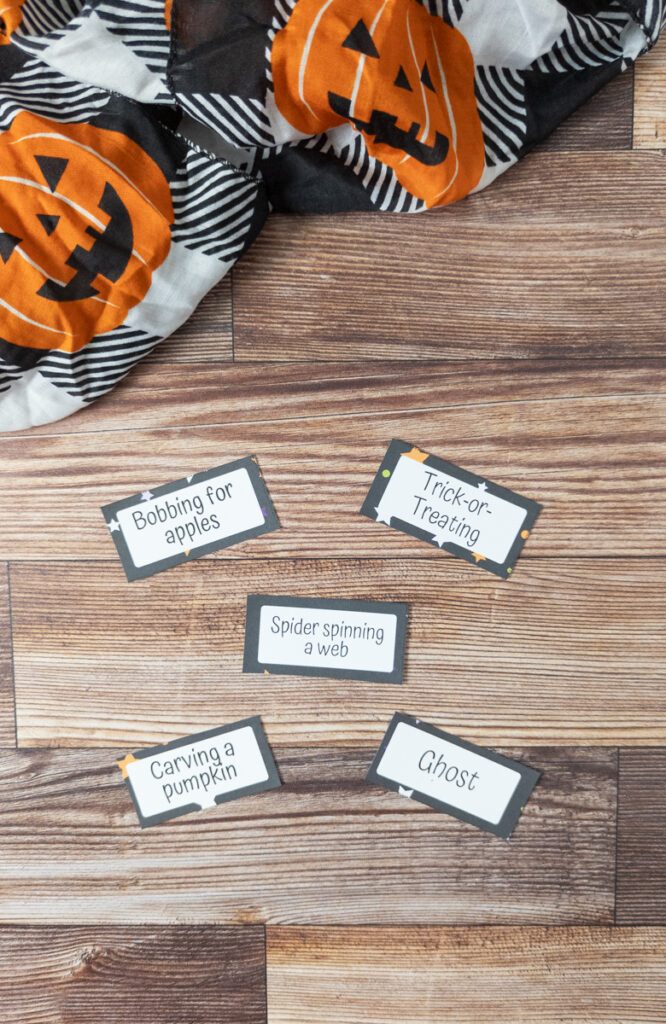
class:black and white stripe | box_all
[474,65,527,168]
[532,9,630,75]
[13,0,84,51]
[177,93,274,149]
[36,325,162,403]
[637,0,666,41]
[0,362,22,396]
[0,60,109,130]
[94,0,171,79]
[170,149,263,261]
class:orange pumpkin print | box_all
[0,111,174,352]
[271,0,485,207]
[0,0,24,44]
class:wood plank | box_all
[144,276,233,364]
[2,375,664,560]
[0,925,265,1024]
[539,68,633,152]
[266,926,666,1024]
[634,35,666,149]
[10,559,665,747]
[10,358,664,437]
[232,152,666,360]
[0,746,614,924]
[616,748,666,925]
[0,565,15,747]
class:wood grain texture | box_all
[616,749,666,925]
[266,926,666,1024]
[144,276,233,363]
[10,559,665,747]
[232,153,666,360]
[10,357,664,437]
[0,746,614,924]
[634,35,666,149]
[0,925,265,1024]
[539,68,633,152]
[2,366,665,560]
[0,565,15,747]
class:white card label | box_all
[244,595,408,684]
[361,441,541,578]
[103,457,280,580]
[120,718,280,827]
[367,713,540,837]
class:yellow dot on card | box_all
[521,530,530,539]
[382,469,391,478]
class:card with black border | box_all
[360,439,541,578]
[118,717,281,828]
[243,594,408,685]
[102,456,279,581]
[367,713,540,838]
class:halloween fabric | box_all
[0,0,663,430]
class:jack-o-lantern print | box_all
[0,0,24,44]
[0,111,174,354]
[271,0,485,207]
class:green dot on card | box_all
[382,469,391,478]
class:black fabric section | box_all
[0,39,28,80]
[255,144,377,213]
[521,57,624,153]
[557,0,617,14]
[170,0,274,100]
[0,338,46,371]
[90,94,186,183]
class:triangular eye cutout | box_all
[37,214,60,236]
[34,155,68,193]
[394,66,412,91]
[342,19,379,59]
[0,231,21,264]
[421,61,436,92]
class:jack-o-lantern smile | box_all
[0,111,174,353]
[0,0,24,44]
[271,0,485,207]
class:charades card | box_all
[360,440,541,578]
[244,595,408,685]
[118,717,281,828]
[102,457,279,581]
[367,713,540,838]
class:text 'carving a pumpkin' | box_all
[0,1,24,45]
[271,0,485,207]
[0,111,174,352]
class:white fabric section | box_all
[458,0,568,68]
[619,18,651,60]
[124,240,231,337]
[41,12,164,103]
[0,366,86,431]
[470,159,513,194]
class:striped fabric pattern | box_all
[177,93,275,150]
[474,66,527,168]
[0,60,109,130]
[170,148,264,261]
[94,0,171,78]
[36,325,162,402]
[531,8,630,75]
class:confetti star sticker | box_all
[107,519,121,533]
[140,491,154,502]
[477,481,488,491]
[186,476,194,483]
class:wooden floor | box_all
[1,42,665,1024]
